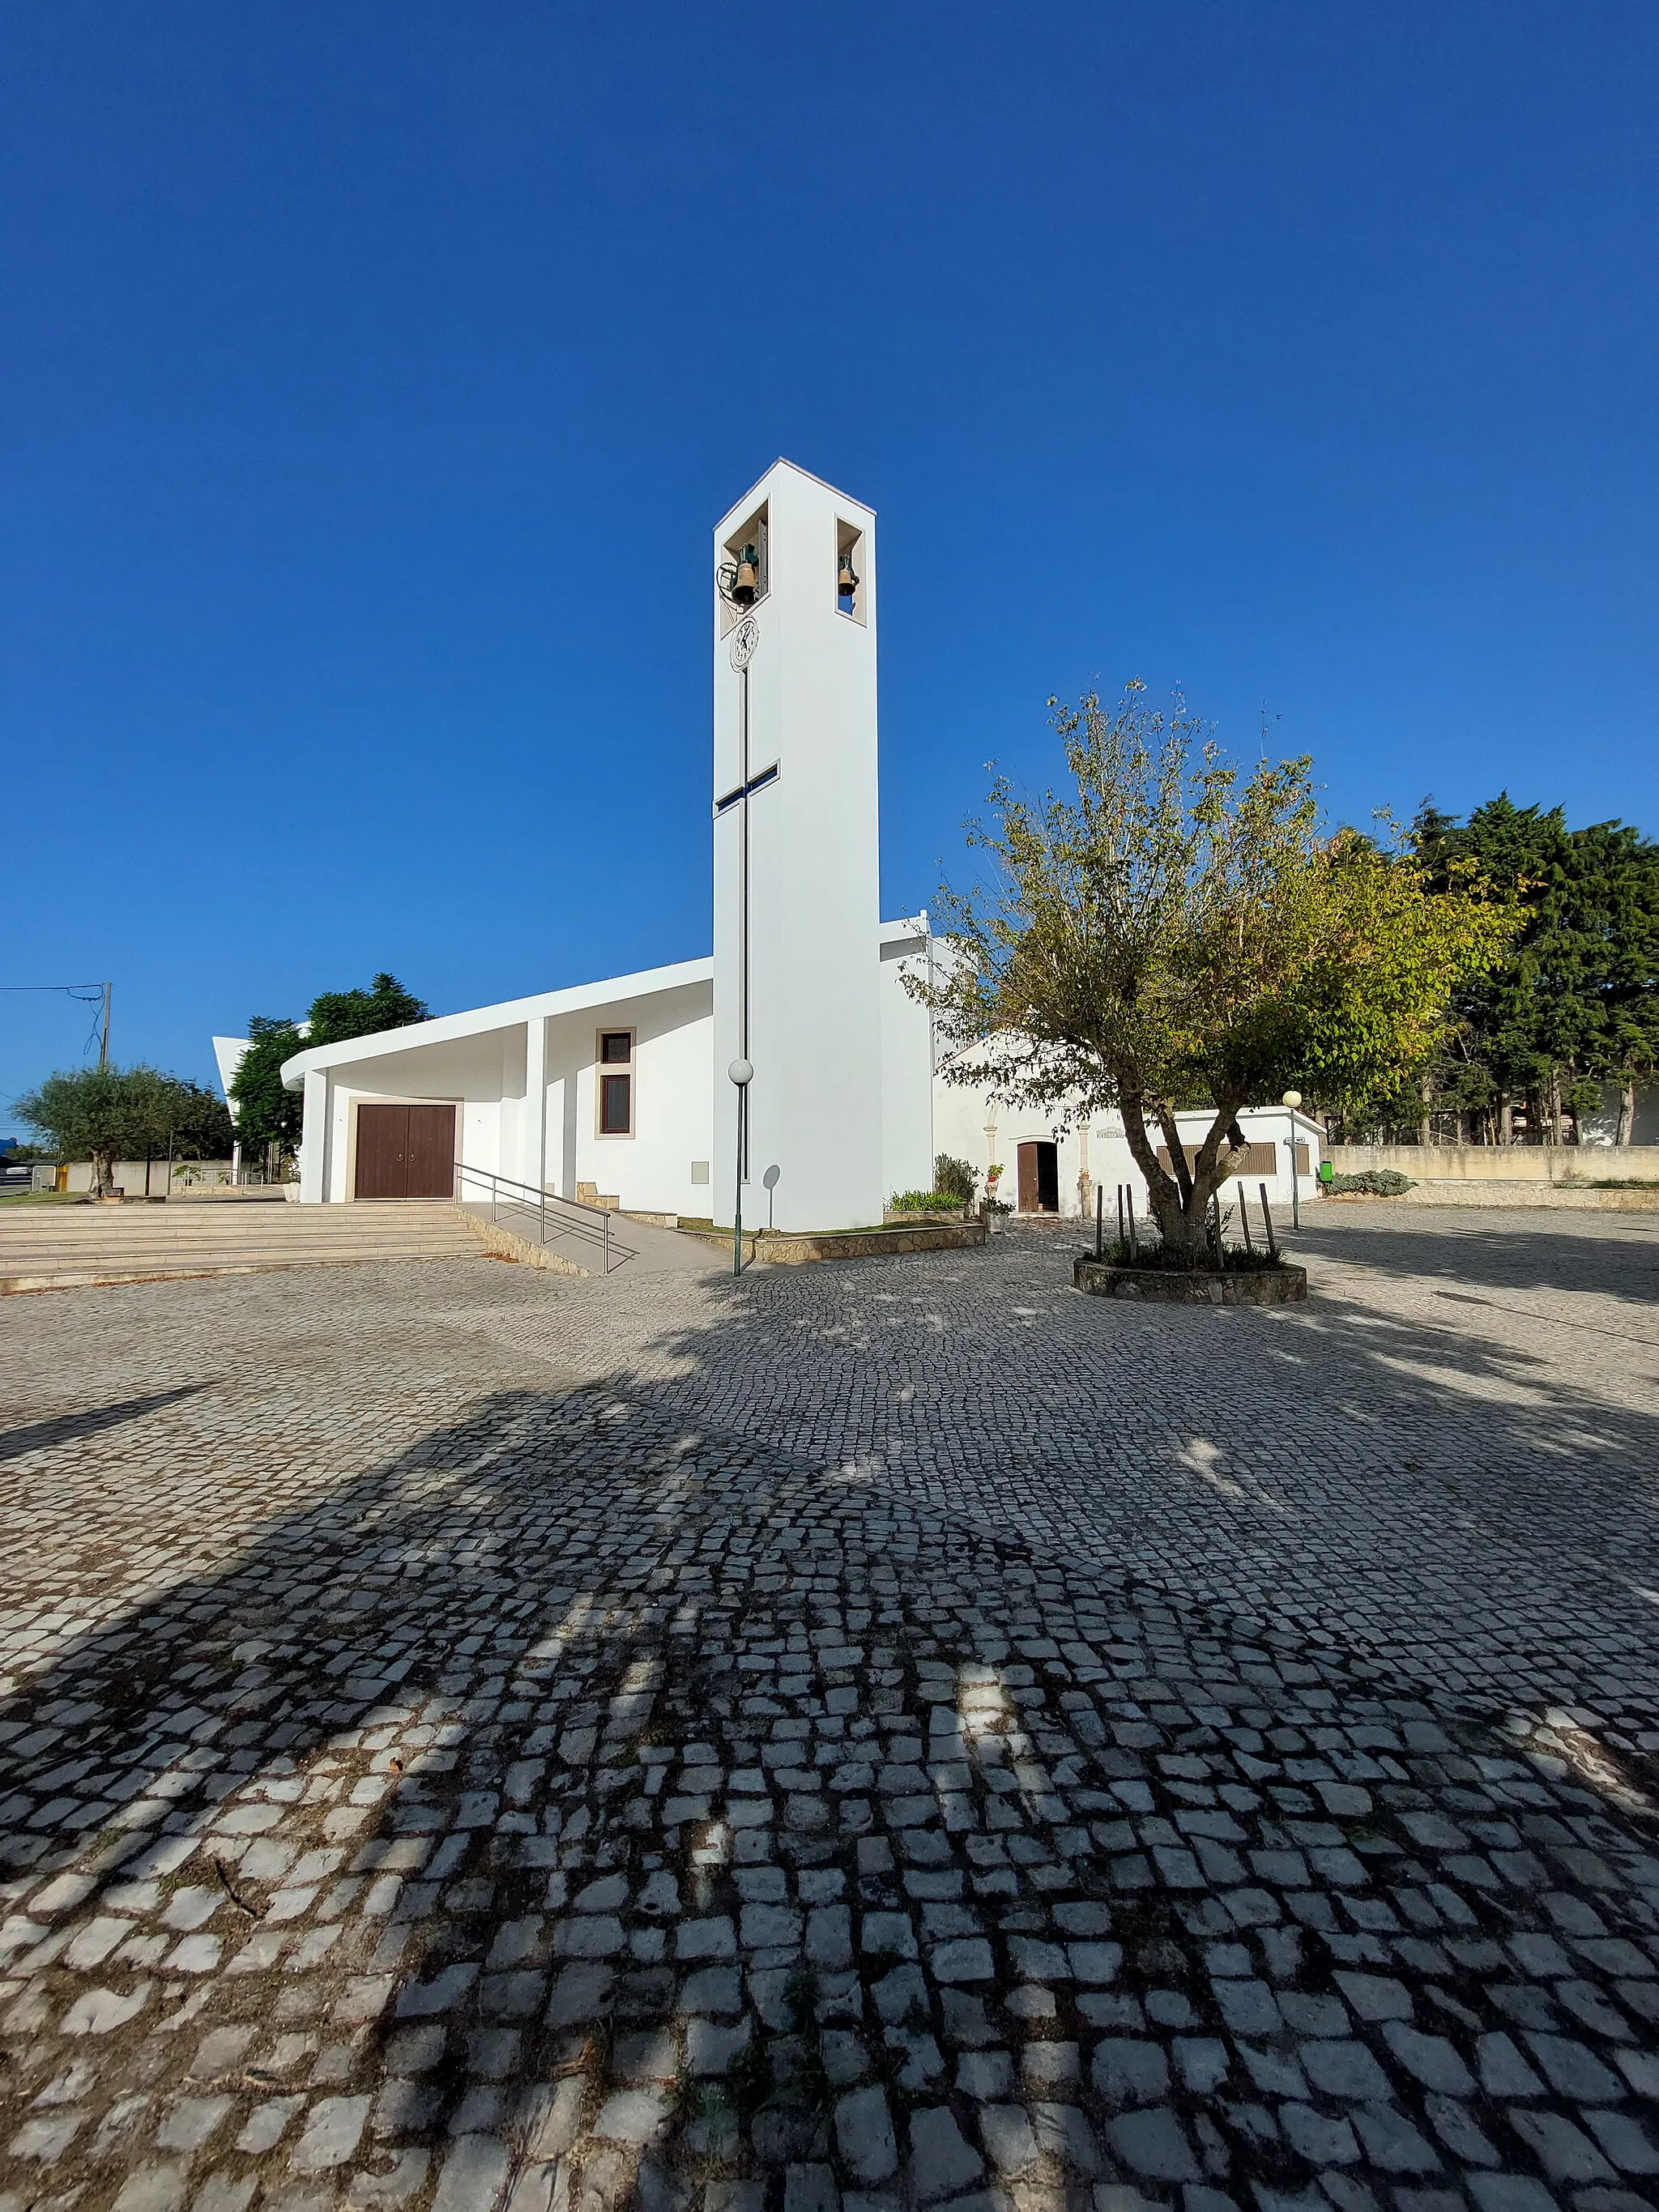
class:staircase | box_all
[0,1200,480,1294]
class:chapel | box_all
[272,461,1319,1231]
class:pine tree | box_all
[1410,798,1659,1143]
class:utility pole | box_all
[100,982,111,1067]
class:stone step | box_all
[0,1212,463,1243]
[0,1202,480,1293]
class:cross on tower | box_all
[713,619,778,1174]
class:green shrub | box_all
[932,1153,979,1206]
[889,1189,964,1213]
[1090,1240,1290,1273]
[1328,1169,1414,1196]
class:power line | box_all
[1,982,113,1063]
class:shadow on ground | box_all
[584,1214,1659,1743]
[3,1294,1659,2212]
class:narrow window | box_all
[596,1030,635,1136]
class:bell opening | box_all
[834,518,866,624]
[718,504,769,630]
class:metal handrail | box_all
[454,1160,634,1274]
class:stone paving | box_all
[2,1207,1657,2212]
[487,1207,1659,1749]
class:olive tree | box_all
[13,1065,231,1199]
[915,683,1516,1259]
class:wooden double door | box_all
[355,1103,456,1200]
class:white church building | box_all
[277,461,1320,1231]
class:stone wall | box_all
[1329,1143,1659,1184]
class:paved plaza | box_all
[2,1206,1657,2212]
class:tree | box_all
[228,1018,305,1161]
[1411,799,1659,1143]
[12,1065,233,1198]
[228,974,428,1165]
[307,973,428,1048]
[161,1080,236,1161]
[915,683,1516,1259]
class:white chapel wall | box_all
[543,982,713,1218]
[879,927,936,1200]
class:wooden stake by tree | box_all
[915,683,1516,1259]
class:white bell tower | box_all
[711,459,885,1235]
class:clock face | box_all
[729,615,760,670]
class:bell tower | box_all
[712,460,884,1235]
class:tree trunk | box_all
[90,1145,115,1199]
[1119,1091,1248,1260]
[1617,1080,1635,1148]
[1546,1070,1563,1147]
[1118,1093,1193,1254]
[1123,1095,1197,1256]
[1498,1091,1512,1145]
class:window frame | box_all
[595,1029,636,1139]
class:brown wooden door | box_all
[356,1105,409,1199]
[404,1105,456,1198]
[355,1103,455,1200]
[1016,1140,1059,1213]
[1017,1142,1040,1213]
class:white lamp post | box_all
[1282,1089,1303,1229]
[728,1059,753,1276]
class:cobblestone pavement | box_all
[2,1208,1657,2212]
[540,1207,1659,1738]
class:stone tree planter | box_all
[1073,1254,1307,1305]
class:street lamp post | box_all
[728,1058,754,1276]
[1282,1089,1303,1230]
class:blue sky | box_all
[3,3,1656,1113]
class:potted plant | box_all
[982,1162,1011,1234]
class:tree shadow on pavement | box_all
[0,1386,210,1467]
[591,1220,1659,1757]
[1290,1204,1659,1304]
[2,1316,1659,2212]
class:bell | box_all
[731,546,759,604]
[838,554,859,600]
